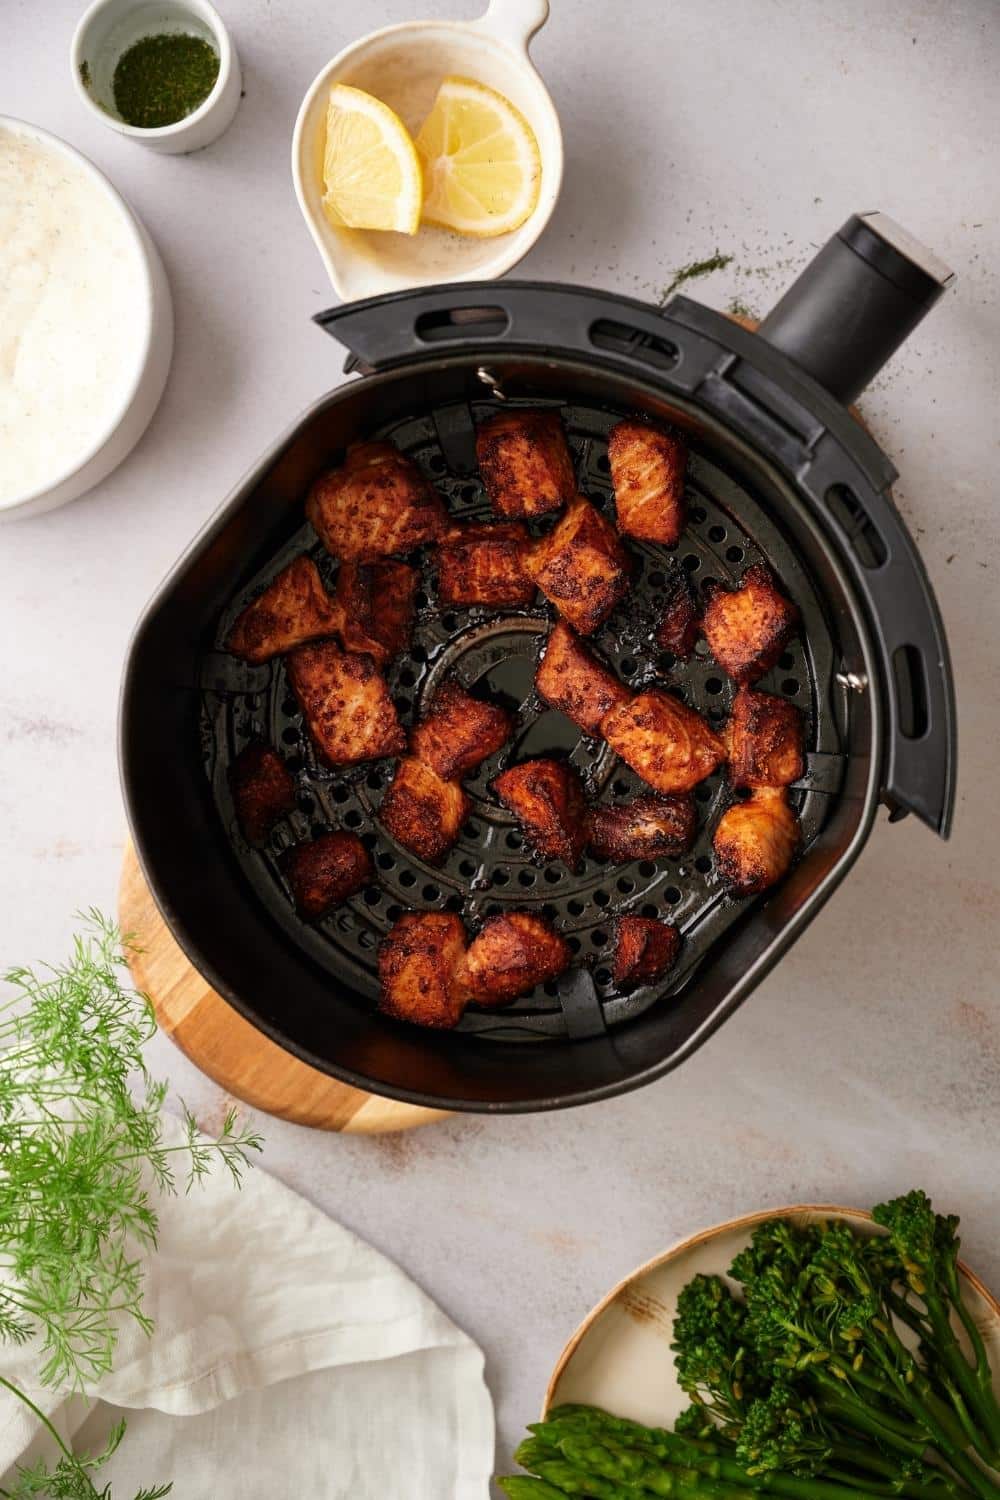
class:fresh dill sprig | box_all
[0,912,262,1499]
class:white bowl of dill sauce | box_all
[71,0,241,154]
[0,118,173,521]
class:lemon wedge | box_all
[322,84,423,236]
[415,76,541,238]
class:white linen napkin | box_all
[0,1115,493,1498]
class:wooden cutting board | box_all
[118,841,448,1134]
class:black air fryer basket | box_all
[121,213,957,1112]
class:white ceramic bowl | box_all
[292,0,563,302]
[71,0,241,154]
[546,1205,1000,1426]
[0,117,173,522]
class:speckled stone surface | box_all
[2,0,999,1487]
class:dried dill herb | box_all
[727,296,757,320]
[659,252,734,305]
[113,32,219,129]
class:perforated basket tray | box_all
[201,395,841,1041]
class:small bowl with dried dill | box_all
[72,0,242,153]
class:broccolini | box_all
[499,1194,1000,1500]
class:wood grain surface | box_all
[118,841,448,1134]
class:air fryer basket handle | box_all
[757,213,955,405]
[314,280,687,373]
[317,278,956,836]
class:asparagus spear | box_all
[532,1456,648,1497]
[497,1479,575,1499]
[538,1408,973,1500]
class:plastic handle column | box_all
[758,213,954,407]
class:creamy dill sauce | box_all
[0,127,146,504]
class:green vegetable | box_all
[112,33,219,129]
[725,1212,999,1495]
[497,1480,572,1499]
[0,914,261,1499]
[872,1191,1000,1459]
[533,1408,966,1500]
[499,1195,1000,1500]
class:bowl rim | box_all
[290,15,565,299]
[0,115,160,515]
[544,1202,1000,1416]
[70,0,235,141]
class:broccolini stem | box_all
[825,1443,972,1499]
[860,1320,1000,1489]
[920,1287,1000,1459]
[865,1365,1000,1500]
[941,1259,997,1402]
[932,1372,999,1467]
[810,1375,930,1455]
[883,1283,997,1459]
[883,1288,934,1345]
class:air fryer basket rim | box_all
[119,345,892,1112]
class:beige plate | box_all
[547,1205,1000,1424]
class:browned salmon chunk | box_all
[226,556,341,663]
[523,496,632,635]
[378,912,471,1029]
[229,743,296,844]
[436,520,536,607]
[587,792,697,862]
[608,420,687,545]
[287,641,406,766]
[463,911,570,1006]
[612,914,681,986]
[726,686,805,788]
[282,831,372,918]
[334,559,417,665]
[493,757,588,866]
[535,620,630,736]
[702,564,798,682]
[601,690,726,793]
[713,786,800,896]
[306,442,447,560]
[379,757,470,865]
[410,681,513,781]
[476,410,576,519]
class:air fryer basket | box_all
[121,219,955,1111]
[204,392,841,1040]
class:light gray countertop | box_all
[3,0,999,1486]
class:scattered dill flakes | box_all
[659,252,734,304]
[727,296,757,320]
[113,32,219,129]
[79,59,92,88]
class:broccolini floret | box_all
[499,1192,1000,1500]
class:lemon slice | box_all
[415,76,541,238]
[322,84,423,235]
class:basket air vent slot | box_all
[588,319,679,370]
[415,305,509,342]
[892,644,929,740]
[825,483,888,569]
